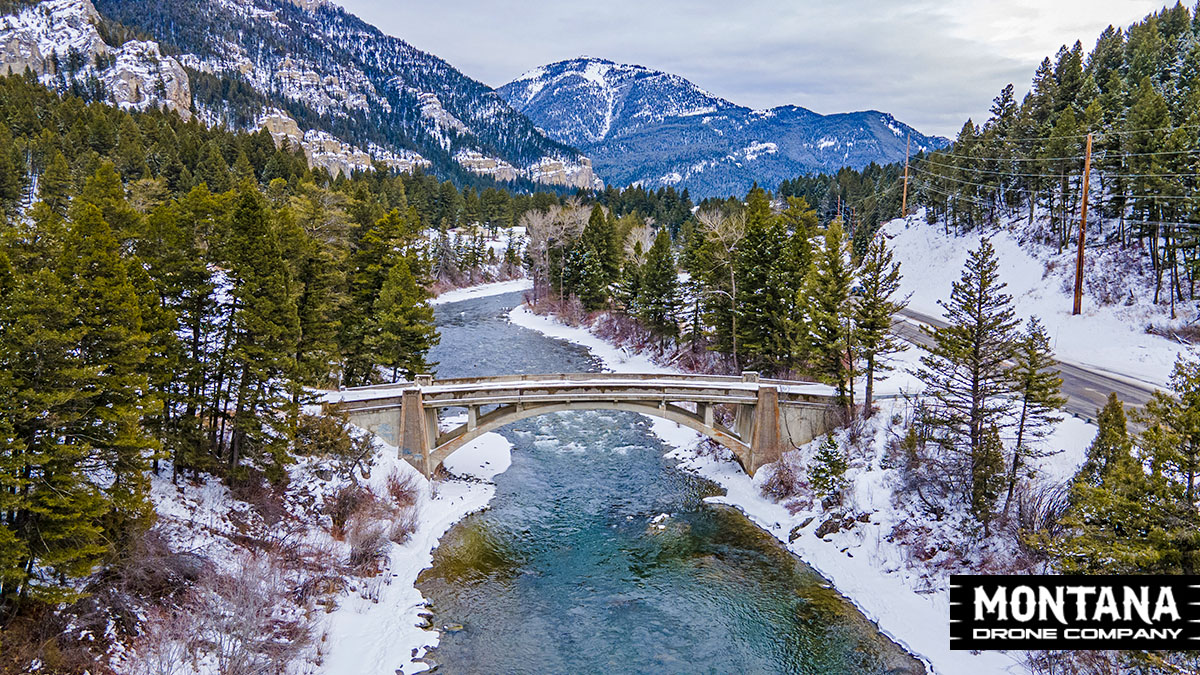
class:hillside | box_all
[0,0,601,189]
[499,57,948,197]
[909,3,1200,319]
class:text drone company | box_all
[950,575,1200,650]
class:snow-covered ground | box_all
[882,212,1192,388]
[321,435,512,674]
[509,305,1094,675]
[431,278,532,305]
[130,428,513,674]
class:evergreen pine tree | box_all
[973,426,1007,534]
[1053,409,1163,573]
[810,435,849,500]
[1139,356,1200,513]
[225,183,300,477]
[38,150,73,216]
[62,202,155,543]
[196,140,232,194]
[917,240,1019,526]
[369,255,439,381]
[0,231,108,604]
[802,218,854,414]
[1076,393,1131,487]
[854,236,907,417]
[581,204,620,287]
[1004,317,1066,510]
[0,123,25,212]
[736,186,788,371]
[637,229,680,344]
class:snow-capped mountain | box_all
[500,57,737,146]
[6,0,600,189]
[499,57,949,197]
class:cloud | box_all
[335,0,1167,137]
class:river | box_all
[416,290,923,674]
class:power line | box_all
[916,168,1200,204]
[936,122,1200,151]
[928,145,1200,163]
[910,166,1069,197]
[920,155,1200,179]
[929,150,1091,162]
[910,180,1011,211]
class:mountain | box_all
[499,57,949,197]
[0,0,600,189]
[0,0,192,116]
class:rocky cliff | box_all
[0,0,191,119]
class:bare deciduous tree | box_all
[697,209,747,366]
[522,202,588,300]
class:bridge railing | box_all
[338,371,819,392]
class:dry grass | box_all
[328,472,423,570]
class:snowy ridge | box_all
[499,56,736,146]
[93,0,600,188]
[499,57,950,197]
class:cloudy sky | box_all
[336,0,1168,137]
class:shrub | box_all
[346,520,388,573]
[229,470,288,526]
[385,470,420,509]
[326,484,368,539]
[760,456,809,502]
[388,507,420,545]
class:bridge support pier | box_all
[400,388,432,477]
[747,386,784,475]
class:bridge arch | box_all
[429,400,750,470]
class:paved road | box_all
[893,308,1160,421]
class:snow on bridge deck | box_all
[324,372,838,406]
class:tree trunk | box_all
[1005,397,1030,514]
[729,267,738,370]
[864,355,876,418]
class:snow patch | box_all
[431,278,533,306]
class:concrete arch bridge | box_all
[327,372,840,477]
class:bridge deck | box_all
[326,373,837,407]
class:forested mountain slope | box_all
[1,0,601,190]
[499,57,948,197]
[911,2,1200,316]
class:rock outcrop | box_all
[257,109,429,178]
[0,0,191,119]
[454,150,520,183]
[103,40,191,118]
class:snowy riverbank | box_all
[430,277,532,306]
[508,304,1089,675]
[321,435,512,674]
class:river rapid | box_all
[416,290,923,674]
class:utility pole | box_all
[901,132,910,217]
[1072,132,1093,316]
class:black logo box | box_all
[950,575,1200,650]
